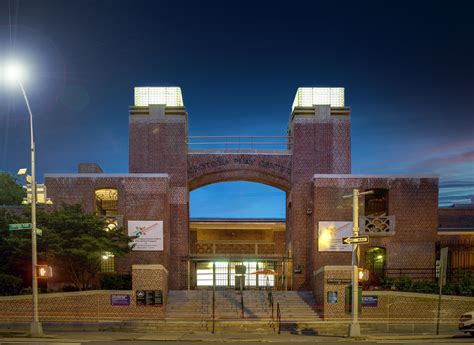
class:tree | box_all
[0,172,25,205]
[0,208,31,288]
[37,204,134,290]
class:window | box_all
[364,189,388,216]
[366,247,386,281]
[95,189,118,217]
[101,252,115,273]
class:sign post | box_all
[436,247,448,335]
[9,223,32,231]
[342,189,373,337]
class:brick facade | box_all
[42,87,462,296]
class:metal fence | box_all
[187,136,292,152]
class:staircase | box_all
[118,289,322,333]
[272,291,321,319]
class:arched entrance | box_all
[187,177,292,290]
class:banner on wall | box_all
[318,221,352,252]
[128,220,163,251]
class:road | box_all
[2,337,474,345]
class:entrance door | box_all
[195,260,277,288]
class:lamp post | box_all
[4,62,43,336]
[342,189,373,337]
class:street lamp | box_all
[3,60,43,337]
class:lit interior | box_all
[134,87,184,107]
[292,87,344,110]
[196,261,276,287]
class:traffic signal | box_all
[358,268,369,282]
[36,265,53,279]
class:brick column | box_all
[288,105,351,290]
[129,105,189,289]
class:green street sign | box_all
[9,223,32,231]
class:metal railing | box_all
[240,290,244,319]
[194,240,275,255]
[385,268,437,281]
[267,290,274,320]
[187,136,292,151]
[212,287,215,334]
[276,302,281,334]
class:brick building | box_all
[44,87,474,293]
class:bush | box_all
[410,280,438,294]
[458,277,474,296]
[100,274,132,290]
[0,273,24,296]
[394,276,412,291]
[62,285,80,292]
[380,276,396,290]
[442,282,456,295]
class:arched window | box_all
[95,188,118,217]
[366,247,386,281]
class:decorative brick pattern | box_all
[0,290,165,322]
[132,264,169,300]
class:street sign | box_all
[342,236,369,245]
[9,223,32,231]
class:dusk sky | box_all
[1,1,472,218]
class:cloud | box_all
[413,150,474,170]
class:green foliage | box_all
[0,172,26,205]
[37,203,134,290]
[394,276,412,291]
[0,273,23,295]
[0,203,134,293]
[380,276,396,290]
[410,280,438,294]
[376,270,474,296]
[442,282,456,295]
[100,274,132,290]
[0,208,31,290]
[452,269,474,296]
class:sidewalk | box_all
[0,329,462,343]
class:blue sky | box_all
[0,0,472,217]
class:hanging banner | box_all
[318,221,352,252]
[128,220,164,251]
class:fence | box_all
[187,136,292,152]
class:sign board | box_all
[9,223,32,230]
[136,290,163,306]
[362,295,378,307]
[318,221,352,252]
[327,278,352,284]
[342,236,369,245]
[110,294,131,306]
[128,221,163,251]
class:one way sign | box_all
[342,236,369,245]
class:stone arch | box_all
[187,153,292,192]
[188,169,290,192]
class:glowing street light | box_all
[4,60,27,85]
[3,59,43,337]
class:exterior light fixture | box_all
[3,60,27,86]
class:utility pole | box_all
[343,189,373,337]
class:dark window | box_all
[364,189,388,216]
